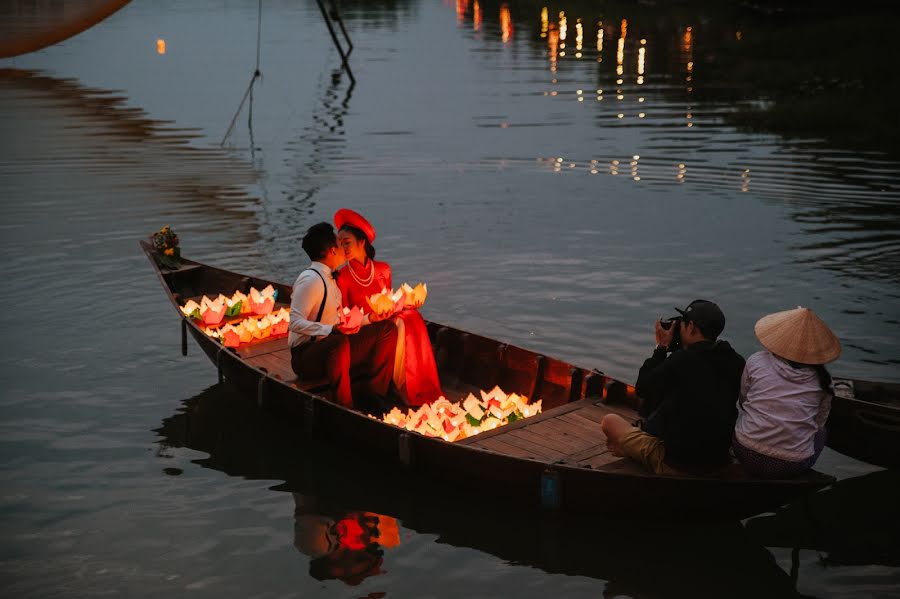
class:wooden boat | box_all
[827,379,900,469]
[141,241,834,519]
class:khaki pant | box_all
[618,428,684,476]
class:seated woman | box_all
[333,208,443,407]
[733,307,841,478]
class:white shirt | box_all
[288,262,343,348]
[734,351,832,461]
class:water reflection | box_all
[293,494,399,586]
[156,382,889,598]
[445,1,900,281]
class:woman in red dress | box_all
[334,208,443,407]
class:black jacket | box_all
[635,340,745,468]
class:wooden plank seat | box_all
[464,399,636,469]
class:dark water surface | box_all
[1,1,899,597]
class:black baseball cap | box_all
[675,299,726,339]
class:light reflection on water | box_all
[1,0,899,597]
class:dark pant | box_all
[291,320,397,410]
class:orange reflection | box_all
[682,26,693,54]
[638,41,646,77]
[456,0,469,23]
[548,24,559,72]
[473,0,481,31]
[620,18,628,40]
[616,37,624,75]
[559,11,567,42]
[541,6,548,39]
[500,4,512,43]
[156,38,166,55]
[575,19,583,51]
[596,20,604,54]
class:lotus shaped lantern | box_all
[400,282,428,307]
[199,295,226,325]
[249,285,276,315]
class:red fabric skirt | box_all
[397,309,443,406]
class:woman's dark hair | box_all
[302,222,338,260]
[813,364,833,395]
[339,224,376,260]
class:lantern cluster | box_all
[180,286,279,326]
[201,308,291,347]
[375,386,542,442]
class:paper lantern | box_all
[340,306,364,329]
[249,285,276,315]
[225,293,244,317]
[237,321,254,343]
[180,299,201,319]
[244,317,271,339]
[199,295,226,325]
[372,386,542,442]
[366,287,406,316]
[400,282,428,307]
[220,324,242,348]
[267,309,290,336]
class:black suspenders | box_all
[304,268,328,323]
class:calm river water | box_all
[1,1,899,597]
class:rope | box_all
[221,0,263,146]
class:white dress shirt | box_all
[288,262,343,348]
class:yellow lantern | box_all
[180,299,201,318]
[400,282,428,307]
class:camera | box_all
[659,316,683,352]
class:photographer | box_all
[601,300,745,475]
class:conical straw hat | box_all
[754,307,841,365]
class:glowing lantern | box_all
[220,324,242,348]
[340,306,364,329]
[400,282,428,307]
[225,292,245,317]
[249,285,277,315]
[180,299,201,319]
[244,316,272,339]
[237,321,253,343]
[228,291,252,314]
[267,308,290,336]
[199,295,226,325]
[367,287,405,316]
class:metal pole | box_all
[329,0,354,57]
[315,0,355,84]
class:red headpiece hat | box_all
[334,208,376,244]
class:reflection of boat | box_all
[745,469,900,568]
[143,241,832,519]
[157,383,801,598]
[827,379,900,470]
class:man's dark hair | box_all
[302,222,337,261]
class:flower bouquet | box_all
[150,225,181,270]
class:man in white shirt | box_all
[289,222,397,409]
